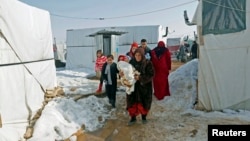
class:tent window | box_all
[202,0,246,35]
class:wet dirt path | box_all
[83,61,250,141]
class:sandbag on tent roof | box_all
[0,0,57,140]
[185,0,250,111]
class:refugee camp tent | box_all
[66,25,167,69]
[0,0,57,140]
[53,41,66,68]
[186,0,250,110]
[55,41,67,63]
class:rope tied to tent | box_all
[0,30,47,135]
[0,30,46,93]
[0,30,65,140]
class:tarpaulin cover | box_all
[0,0,57,140]
[192,0,250,110]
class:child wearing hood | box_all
[95,50,107,94]
[126,42,139,59]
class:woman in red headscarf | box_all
[151,41,171,100]
[126,42,138,59]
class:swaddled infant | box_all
[117,61,140,95]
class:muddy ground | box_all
[81,60,249,141]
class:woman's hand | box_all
[134,74,140,80]
[119,71,124,77]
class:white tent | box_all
[189,0,250,110]
[56,42,67,63]
[66,25,167,69]
[0,0,57,140]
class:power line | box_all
[50,14,101,20]
[50,0,198,20]
[105,0,198,19]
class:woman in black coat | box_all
[123,48,155,125]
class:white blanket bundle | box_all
[117,61,140,95]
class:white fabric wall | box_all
[95,35,103,51]
[111,35,118,61]
[56,42,67,62]
[194,0,250,110]
[66,47,95,70]
[0,0,57,140]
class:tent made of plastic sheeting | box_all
[0,0,57,140]
[190,0,250,111]
[66,25,166,69]
[55,42,67,63]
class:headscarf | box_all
[133,48,146,62]
[118,55,127,62]
[127,42,139,57]
[154,41,167,58]
[130,48,146,74]
[117,55,131,62]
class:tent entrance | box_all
[87,29,127,60]
[103,35,111,56]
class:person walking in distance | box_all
[95,50,107,94]
[151,41,171,100]
[191,40,198,59]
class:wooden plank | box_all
[73,92,106,101]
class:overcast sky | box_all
[19,0,198,43]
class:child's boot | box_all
[95,83,102,94]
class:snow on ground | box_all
[27,59,250,141]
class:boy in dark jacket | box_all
[101,54,119,108]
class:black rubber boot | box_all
[109,99,116,108]
[141,114,147,124]
[127,116,136,126]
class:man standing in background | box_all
[139,39,151,60]
[191,41,198,59]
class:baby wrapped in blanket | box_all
[117,61,140,95]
